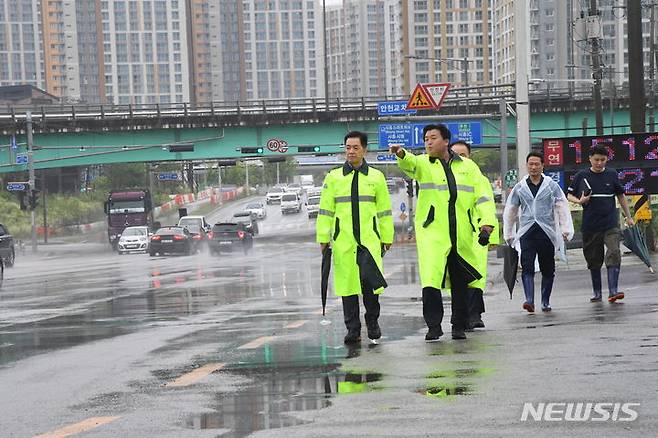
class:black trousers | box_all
[422,285,470,330]
[467,288,485,320]
[342,282,380,332]
[520,233,555,278]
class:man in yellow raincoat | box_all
[316,131,394,344]
[390,124,496,340]
[451,141,499,329]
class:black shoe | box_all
[470,318,485,328]
[344,331,361,344]
[464,322,474,332]
[366,322,381,340]
[425,326,443,341]
[451,327,467,340]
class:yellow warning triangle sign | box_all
[406,83,437,110]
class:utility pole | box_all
[42,186,47,244]
[627,0,646,132]
[650,0,656,130]
[462,57,469,112]
[567,0,575,100]
[588,0,604,135]
[322,0,329,110]
[514,0,530,178]
[26,112,37,253]
[148,164,155,225]
[217,162,223,205]
[499,99,508,203]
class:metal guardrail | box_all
[0,84,628,131]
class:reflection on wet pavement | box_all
[185,368,383,437]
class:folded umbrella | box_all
[356,244,387,291]
[622,225,655,274]
[502,244,519,299]
[321,245,332,316]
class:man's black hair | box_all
[451,140,471,153]
[422,124,451,142]
[526,151,544,163]
[344,131,368,148]
[589,145,608,157]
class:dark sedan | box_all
[0,223,16,267]
[149,226,198,256]
[208,223,253,255]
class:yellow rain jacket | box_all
[396,149,496,289]
[316,161,394,296]
[470,173,499,291]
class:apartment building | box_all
[0,0,44,89]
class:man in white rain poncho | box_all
[503,152,574,312]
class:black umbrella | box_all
[356,245,387,291]
[321,245,332,316]
[502,244,519,299]
[622,225,655,274]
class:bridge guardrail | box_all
[0,84,628,131]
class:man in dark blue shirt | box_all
[567,146,634,303]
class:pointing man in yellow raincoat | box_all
[316,131,394,344]
[390,124,496,340]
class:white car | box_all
[245,201,267,220]
[266,188,285,204]
[306,186,322,198]
[285,183,303,196]
[306,195,321,218]
[117,226,150,254]
[280,192,302,214]
[178,215,211,233]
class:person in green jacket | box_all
[316,131,394,344]
[451,140,499,329]
[390,124,496,340]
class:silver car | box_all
[117,226,150,254]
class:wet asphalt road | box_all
[1,195,657,437]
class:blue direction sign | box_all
[376,153,397,162]
[157,172,180,181]
[400,202,406,212]
[15,154,28,165]
[377,100,417,116]
[378,122,483,149]
[6,182,27,191]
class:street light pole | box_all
[26,112,37,253]
[514,0,530,178]
[322,0,329,109]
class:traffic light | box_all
[17,191,28,211]
[405,179,414,197]
[29,189,40,210]
[240,147,264,154]
[298,146,321,153]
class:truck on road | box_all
[104,190,153,250]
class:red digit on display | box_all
[591,138,614,160]
[622,137,636,161]
[618,168,645,195]
[568,140,582,164]
[645,135,658,160]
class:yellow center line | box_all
[34,416,120,438]
[238,336,275,349]
[284,320,307,329]
[165,362,225,388]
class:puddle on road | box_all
[184,368,382,437]
[421,383,474,399]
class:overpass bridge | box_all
[0,84,653,174]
